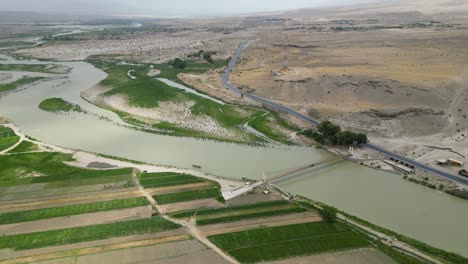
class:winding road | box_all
[223,39,468,187]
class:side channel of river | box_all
[0,57,467,256]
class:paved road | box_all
[223,39,468,187]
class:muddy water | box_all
[1,57,468,256]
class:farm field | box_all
[0,125,19,151]
[208,222,370,263]
[0,197,149,224]
[0,76,45,93]
[139,172,204,188]
[0,216,179,250]
[170,200,306,225]
[153,187,222,205]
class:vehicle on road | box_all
[459,169,468,177]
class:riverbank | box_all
[3,121,464,264]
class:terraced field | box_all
[153,187,222,205]
[170,200,306,225]
[0,217,179,250]
[140,172,204,188]
[208,221,369,263]
[0,197,149,224]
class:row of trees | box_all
[301,121,368,146]
[170,58,188,69]
[187,50,215,64]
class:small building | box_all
[448,158,464,167]
[436,159,464,167]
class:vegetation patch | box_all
[249,112,298,144]
[0,41,34,48]
[86,60,273,144]
[0,76,45,93]
[170,200,292,218]
[0,125,20,152]
[0,197,149,225]
[209,221,369,263]
[6,140,39,154]
[140,172,204,188]
[0,64,69,74]
[0,216,179,250]
[0,152,132,187]
[153,186,222,205]
[301,120,368,145]
[39,98,84,113]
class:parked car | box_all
[459,169,468,177]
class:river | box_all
[1,56,467,257]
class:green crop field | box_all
[0,152,133,187]
[0,216,179,250]
[0,76,45,93]
[209,222,369,263]
[0,125,20,151]
[169,200,306,225]
[0,197,149,225]
[6,140,39,154]
[197,208,306,225]
[140,172,204,188]
[153,187,221,204]
[39,98,83,113]
[170,200,291,218]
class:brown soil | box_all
[0,206,152,235]
[0,234,189,264]
[266,248,397,264]
[159,198,223,214]
[227,193,284,206]
[200,212,321,236]
[76,239,228,264]
[0,229,186,261]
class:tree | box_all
[355,133,368,144]
[318,121,341,137]
[203,52,213,64]
[335,131,356,145]
[321,206,337,222]
[172,58,187,69]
